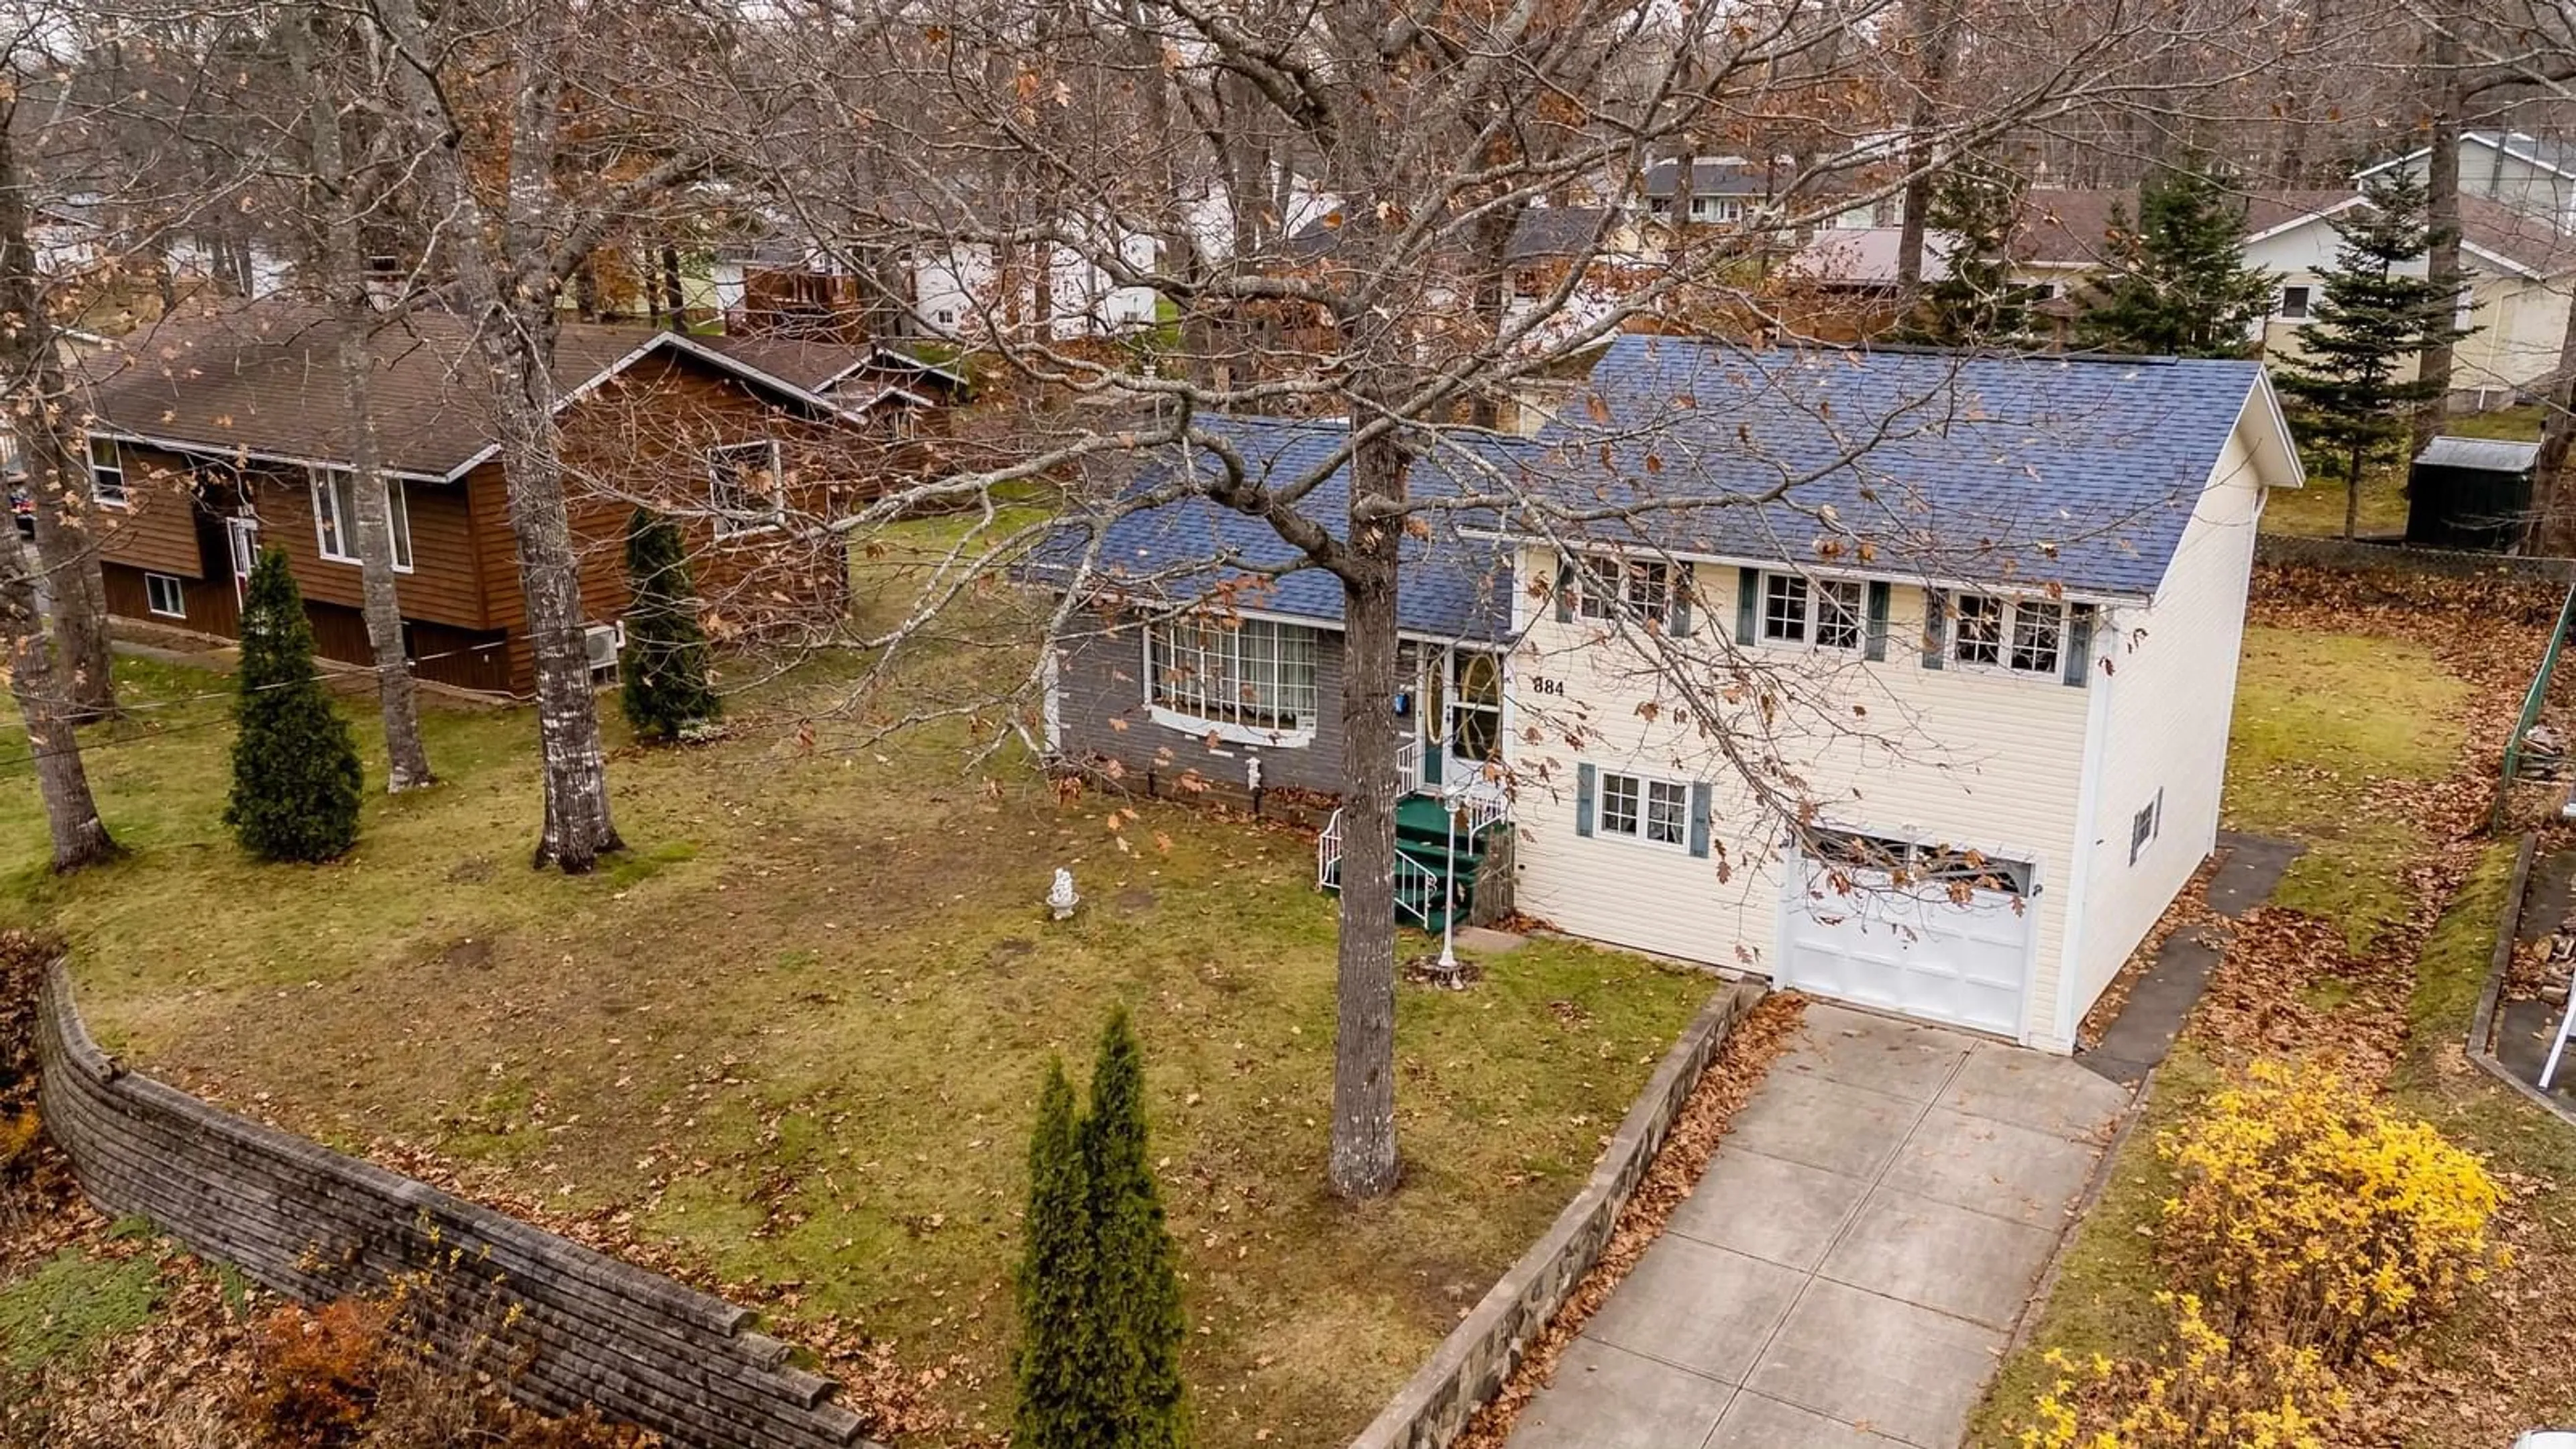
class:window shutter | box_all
[1864,580,1891,661]
[1921,588,1947,669]
[1575,763,1596,837]
[1734,567,1760,643]
[1668,566,1694,638]
[2063,602,2098,686]
[1555,557,1576,623]
[1688,782,1713,859]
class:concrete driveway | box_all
[1507,1002,2131,1449]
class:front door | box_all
[1418,647,1503,792]
[225,516,259,606]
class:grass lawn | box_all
[0,537,1712,1446]
[2259,405,2545,540]
[2222,626,2469,953]
[1974,605,2576,1445]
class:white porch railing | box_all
[1397,736,1424,795]
[1316,808,1342,891]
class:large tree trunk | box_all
[298,5,433,791]
[1328,418,1406,1201]
[2416,23,2465,451]
[483,309,624,872]
[0,105,114,870]
[2,529,115,871]
[2526,288,2576,553]
[25,458,116,722]
[1894,0,1954,287]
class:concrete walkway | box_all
[1507,1004,2131,1449]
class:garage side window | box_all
[2129,788,2163,865]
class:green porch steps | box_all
[1320,797,1505,932]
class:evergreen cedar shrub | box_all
[1902,152,2035,349]
[618,508,721,743]
[2073,158,2279,358]
[1014,1009,1189,1449]
[225,549,363,862]
[2273,169,2475,535]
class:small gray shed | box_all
[2408,435,2541,552]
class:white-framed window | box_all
[1952,594,2065,676]
[1688,197,1746,223]
[1144,616,1320,743]
[144,572,185,618]
[1598,771,1689,847]
[88,437,126,506]
[2130,788,2163,865]
[1575,555,1674,625]
[309,468,414,572]
[708,441,784,538]
[2277,284,2312,321]
[1760,572,1865,651]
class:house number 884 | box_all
[1529,676,1567,697]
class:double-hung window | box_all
[1145,616,1320,742]
[1576,555,1674,625]
[310,468,414,571]
[2277,284,2311,320]
[1952,594,2065,676]
[88,438,126,506]
[1760,572,1864,650]
[708,441,784,538]
[1598,771,1688,847]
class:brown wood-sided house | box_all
[76,303,932,696]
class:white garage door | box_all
[1778,851,2033,1040]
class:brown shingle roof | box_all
[78,301,872,480]
[2014,187,2359,267]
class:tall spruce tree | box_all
[225,549,363,861]
[2072,159,2277,356]
[2274,170,2475,539]
[1079,1008,1189,1449]
[1014,1061,1098,1449]
[619,508,721,742]
[1900,154,2034,348]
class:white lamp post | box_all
[1436,790,1462,977]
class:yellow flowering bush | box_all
[2018,1293,2343,1449]
[2156,1058,2503,1365]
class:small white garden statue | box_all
[1048,867,1080,921]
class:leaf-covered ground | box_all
[0,530,1713,1446]
[1974,564,2576,1446]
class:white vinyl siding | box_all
[1512,554,2092,1051]
[2068,429,2265,1021]
[310,469,413,572]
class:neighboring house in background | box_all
[77,302,928,696]
[2357,130,2576,229]
[2008,186,2573,405]
[1039,335,2302,1053]
[907,231,1163,341]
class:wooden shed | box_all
[2408,435,2540,552]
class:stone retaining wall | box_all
[34,963,882,1449]
[1346,981,1764,1449]
[2254,533,2576,584]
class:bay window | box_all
[1145,616,1320,742]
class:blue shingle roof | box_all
[1525,335,2267,600]
[1053,415,1533,641]
[1049,337,2269,631]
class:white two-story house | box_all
[1038,335,2302,1053]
